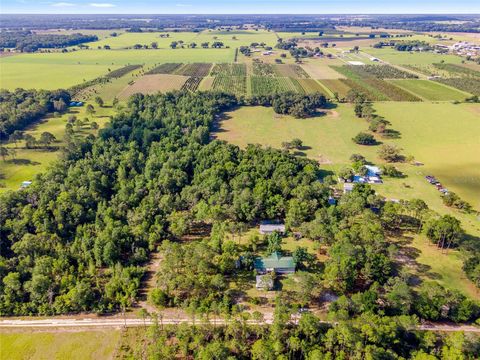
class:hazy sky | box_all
[1,0,480,14]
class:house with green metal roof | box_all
[254,251,296,274]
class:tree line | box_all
[0,31,97,52]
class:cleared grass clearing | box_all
[410,235,480,300]
[390,79,470,101]
[118,74,188,98]
[319,79,352,97]
[193,29,278,47]
[0,329,121,360]
[198,76,214,91]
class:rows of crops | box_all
[146,63,183,75]
[252,62,278,77]
[251,76,303,96]
[181,77,203,92]
[344,64,418,79]
[105,64,143,79]
[210,63,247,77]
[433,78,480,96]
[297,79,328,95]
[275,64,311,78]
[331,65,423,101]
[432,63,480,78]
[212,76,247,95]
[319,79,352,98]
[177,63,213,77]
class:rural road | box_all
[1,317,479,333]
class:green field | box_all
[0,330,121,360]
[389,79,470,100]
[0,49,234,90]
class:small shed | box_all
[20,181,32,188]
[256,275,274,290]
[254,251,296,274]
[259,222,285,235]
[343,183,354,193]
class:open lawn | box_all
[85,31,197,49]
[118,74,189,99]
[389,79,471,101]
[0,49,234,90]
[0,329,121,360]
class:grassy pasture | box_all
[0,62,117,90]
[375,102,480,208]
[85,31,197,49]
[390,79,471,100]
[0,329,120,360]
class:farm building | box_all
[254,251,296,274]
[256,275,274,290]
[259,221,286,235]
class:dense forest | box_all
[0,89,71,139]
[0,92,479,334]
[0,31,97,52]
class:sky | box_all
[1,0,480,14]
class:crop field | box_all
[118,74,188,98]
[252,62,278,77]
[300,61,346,79]
[365,48,465,66]
[175,63,212,77]
[181,77,203,92]
[0,329,121,360]
[250,76,304,95]
[432,62,480,77]
[390,79,471,100]
[275,64,311,78]
[319,79,352,97]
[343,64,418,79]
[297,79,329,94]
[212,76,247,95]
[105,64,143,78]
[145,63,183,75]
[210,63,247,76]
[434,77,480,96]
